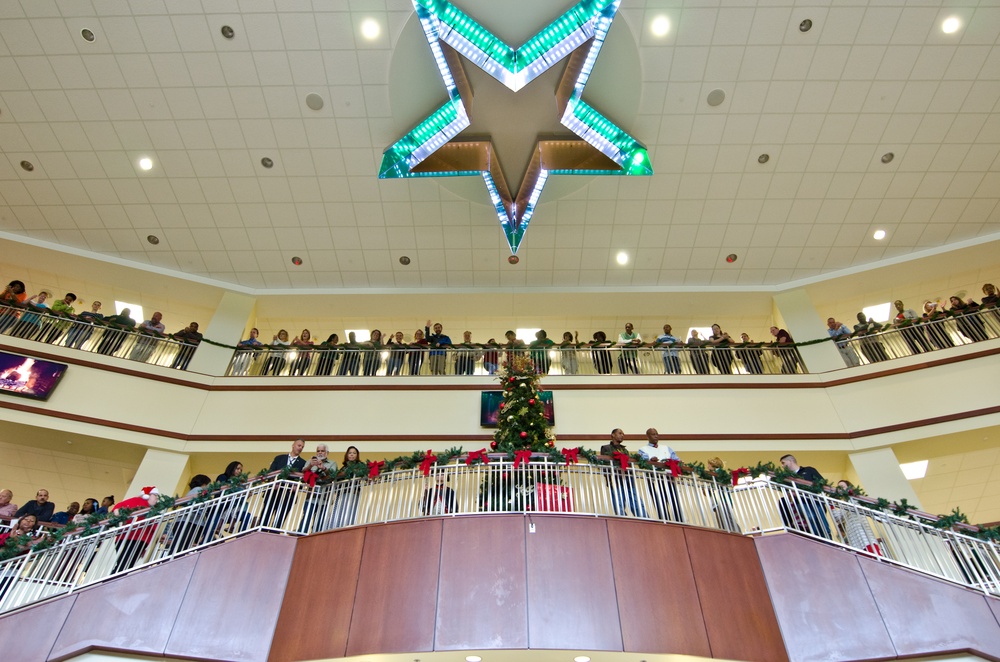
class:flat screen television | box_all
[0,350,68,401]
[480,390,554,427]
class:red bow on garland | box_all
[514,450,533,468]
[420,450,437,476]
[466,449,490,465]
[368,460,385,479]
[612,451,630,471]
[732,467,750,486]
[301,470,318,488]
[667,459,681,477]
[562,447,579,466]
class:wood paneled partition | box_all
[268,515,786,661]
[3,521,999,662]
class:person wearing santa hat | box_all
[111,486,161,574]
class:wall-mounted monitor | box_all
[480,390,554,428]
[0,351,67,401]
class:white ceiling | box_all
[1,0,999,292]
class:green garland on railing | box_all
[6,449,1000,563]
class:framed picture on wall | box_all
[480,391,555,427]
[0,350,68,401]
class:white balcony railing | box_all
[1,458,997,615]
[0,301,200,369]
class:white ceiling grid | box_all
[0,1,998,291]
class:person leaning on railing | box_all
[330,446,363,527]
[921,300,954,350]
[316,333,340,376]
[40,292,77,344]
[95,307,136,356]
[735,333,765,375]
[948,295,988,343]
[832,480,882,556]
[588,331,612,375]
[171,322,203,370]
[65,300,103,349]
[264,329,291,376]
[852,312,889,363]
[892,300,931,355]
[0,280,27,335]
[110,486,161,574]
[559,331,580,375]
[11,291,48,339]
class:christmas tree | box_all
[492,353,554,453]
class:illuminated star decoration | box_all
[379,0,653,255]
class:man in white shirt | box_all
[637,428,683,522]
[616,322,642,374]
[826,317,860,367]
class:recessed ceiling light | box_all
[616,251,629,265]
[261,157,274,168]
[361,18,381,40]
[942,17,961,34]
[20,160,34,172]
[139,157,153,171]
[873,230,886,240]
[574,657,591,662]
[305,93,324,111]
[706,88,726,107]
[146,235,160,245]
[466,657,482,662]
[799,19,813,32]
[900,460,928,480]
[726,253,738,263]
[757,153,769,164]
[221,25,235,39]
[399,256,411,265]
[650,15,670,37]
[291,256,303,266]
[508,255,519,265]
[81,28,95,42]
[881,152,894,164]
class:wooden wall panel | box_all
[606,520,711,657]
[165,533,297,662]
[0,596,74,662]
[685,528,788,662]
[436,516,528,650]
[268,528,366,662]
[346,519,443,657]
[525,516,623,651]
[49,555,198,661]
[755,534,896,662]
[861,555,1000,658]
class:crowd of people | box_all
[0,280,204,369]
[1,435,894,565]
[4,275,997,376]
[230,320,806,376]
[825,285,999,367]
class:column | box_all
[772,288,845,373]
[127,448,190,500]
[186,291,256,376]
[848,447,922,507]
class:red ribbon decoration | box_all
[732,467,750,486]
[612,451,630,470]
[367,460,385,479]
[420,450,437,476]
[514,450,533,468]
[301,470,318,488]
[466,449,490,465]
[667,459,681,477]
[562,447,579,466]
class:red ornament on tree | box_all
[509,377,515,383]
[528,398,535,405]
[520,431,527,439]
[490,441,497,449]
